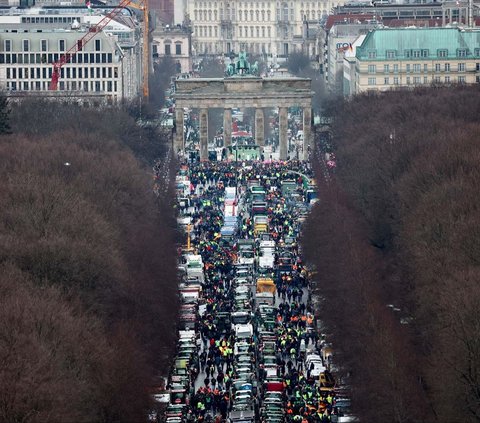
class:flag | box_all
[86,0,93,13]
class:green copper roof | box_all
[356,27,480,60]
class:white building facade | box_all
[185,0,344,59]
[0,8,143,102]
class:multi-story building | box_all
[344,27,480,95]
[333,1,480,27]
[185,0,344,60]
[326,20,379,93]
[152,24,192,73]
[0,7,144,102]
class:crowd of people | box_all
[165,160,345,423]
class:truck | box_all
[280,180,297,196]
[225,186,237,200]
[185,254,204,284]
[253,215,269,235]
[256,292,275,306]
[256,277,276,295]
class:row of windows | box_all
[367,76,468,85]
[4,39,103,53]
[193,0,323,11]
[21,16,78,24]
[238,26,273,38]
[195,25,276,38]
[194,1,323,9]
[5,66,119,80]
[194,1,300,8]
[0,53,114,65]
[367,63,472,73]
[164,44,182,55]
[367,48,480,59]
[6,80,118,92]
[201,4,296,22]
[195,41,275,54]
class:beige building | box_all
[185,0,343,59]
[345,27,480,95]
[152,24,192,73]
[0,7,144,102]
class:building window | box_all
[176,43,182,55]
[457,49,467,57]
[444,63,450,72]
[435,63,441,72]
[413,50,420,58]
[406,64,411,72]
[23,40,29,52]
[434,76,441,83]
[458,76,466,83]
[4,40,11,52]
[165,44,171,55]
[405,50,411,58]
[393,64,399,73]
[368,50,376,59]
[368,64,376,74]
[458,63,465,72]
[413,64,421,72]
[41,39,48,52]
[424,64,428,72]
[406,77,410,85]
[368,77,376,85]
[421,49,429,58]
[413,76,421,84]
[438,49,448,58]
[95,39,101,51]
[383,64,389,73]
[386,50,396,59]
[384,77,389,85]
[475,48,480,57]
[423,76,428,84]
[445,76,450,83]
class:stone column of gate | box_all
[255,108,265,148]
[223,108,232,148]
[174,107,184,156]
[199,108,209,161]
[279,106,288,161]
[302,106,312,161]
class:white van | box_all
[305,354,326,377]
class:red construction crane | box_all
[49,0,149,99]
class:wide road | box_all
[162,161,351,423]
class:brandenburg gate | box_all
[174,75,314,161]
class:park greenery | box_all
[303,85,480,423]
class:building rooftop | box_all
[325,14,376,30]
[357,27,480,59]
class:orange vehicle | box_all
[256,278,276,294]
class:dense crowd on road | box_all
[158,159,353,423]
